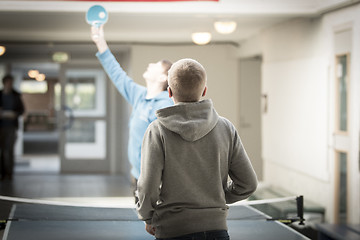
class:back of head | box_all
[161,59,172,74]
[160,59,172,91]
[168,58,206,102]
[2,74,14,85]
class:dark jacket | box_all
[0,89,25,129]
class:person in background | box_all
[136,58,258,240]
[90,25,174,193]
[0,74,25,181]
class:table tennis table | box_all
[2,203,310,240]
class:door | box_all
[239,57,263,180]
[58,68,108,173]
[333,53,350,224]
[332,27,359,224]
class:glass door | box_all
[331,27,359,224]
[333,53,350,223]
[58,68,108,173]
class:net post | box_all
[296,195,305,225]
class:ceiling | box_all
[1,0,356,44]
[0,0,358,74]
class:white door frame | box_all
[330,25,360,224]
[58,65,109,173]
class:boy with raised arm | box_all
[91,26,173,185]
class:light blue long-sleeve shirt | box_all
[96,49,173,179]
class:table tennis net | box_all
[0,194,304,228]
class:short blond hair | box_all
[168,58,206,102]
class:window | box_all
[336,151,348,224]
[335,54,349,133]
[20,80,48,94]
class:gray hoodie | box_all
[136,99,258,238]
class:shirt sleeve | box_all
[136,122,164,223]
[16,93,25,116]
[96,49,146,105]
[225,129,258,204]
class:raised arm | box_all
[90,25,146,105]
[91,25,108,54]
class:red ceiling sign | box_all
[63,0,219,2]
[63,0,218,1]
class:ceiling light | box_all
[0,46,5,56]
[192,32,212,45]
[52,52,69,63]
[214,21,237,34]
[35,73,46,82]
[28,69,39,78]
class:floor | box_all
[22,131,59,155]
[0,155,134,238]
[0,156,320,240]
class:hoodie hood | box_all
[156,99,219,142]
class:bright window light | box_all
[20,80,48,94]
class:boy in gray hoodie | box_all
[136,58,258,239]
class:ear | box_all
[202,86,207,97]
[168,87,173,98]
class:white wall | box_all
[240,5,360,223]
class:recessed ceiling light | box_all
[214,21,237,34]
[28,69,39,78]
[35,73,46,82]
[0,46,6,56]
[192,32,212,45]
